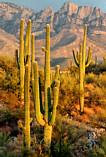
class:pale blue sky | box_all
[0,0,106,12]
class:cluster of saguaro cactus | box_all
[16,19,33,150]
[32,24,60,149]
[17,19,60,151]
[73,25,92,113]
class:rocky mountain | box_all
[0,2,106,66]
[0,28,18,56]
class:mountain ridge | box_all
[0,2,106,66]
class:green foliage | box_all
[0,151,20,157]
[59,73,79,115]
[86,60,106,74]
[85,72,106,88]
[0,132,10,147]
[85,73,96,84]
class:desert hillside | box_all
[0,1,106,157]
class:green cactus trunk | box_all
[31,33,35,82]
[17,19,32,150]
[44,24,51,123]
[73,25,92,113]
[79,45,84,113]
[44,124,52,148]
[43,24,52,147]
[24,20,31,150]
[19,19,25,100]
[24,63,31,150]
[25,20,31,150]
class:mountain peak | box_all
[61,1,78,14]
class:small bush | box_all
[85,73,97,84]
[0,132,10,147]
[88,134,106,157]
[0,56,19,92]
[58,73,79,115]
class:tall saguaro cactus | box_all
[73,26,92,113]
[19,19,25,100]
[16,19,32,150]
[24,20,31,150]
[33,24,60,149]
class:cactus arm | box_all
[25,20,31,61]
[15,49,20,69]
[51,65,60,96]
[33,62,45,126]
[73,50,79,67]
[50,80,60,125]
[85,47,92,68]
[39,77,44,114]
[31,34,35,109]
[42,47,47,53]
[79,45,84,113]
[55,65,60,80]
[24,63,31,150]
[31,33,35,81]
[76,51,80,62]
[82,25,87,73]
[19,19,25,100]
[48,87,52,121]
[42,24,51,123]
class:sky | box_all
[0,0,106,12]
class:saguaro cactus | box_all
[73,25,92,113]
[33,24,60,149]
[16,19,25,100]
[16,19,32,150]
[24,20,31,150]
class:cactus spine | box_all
[73,26,92,113]
[33,24,60,149]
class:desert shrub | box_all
[0,151,19,157]
[0,132,10,147]
[85,72,106,87]
[68,66,79,79]
[86,85,106,106]
[85,72,106,106]
[97,73,106,88]
[85,73,97,84]
[88,133,106,157]
[86,61,106,74]
[51,115,91,157]
[0,56,19,92]
[58,73,79,115]
[0,109,24,129]
[0,67,5,84]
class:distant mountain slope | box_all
[0,28,18,56]
[0,2,106,66]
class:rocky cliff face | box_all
[0,2,106,35]
[0,2,106,66]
